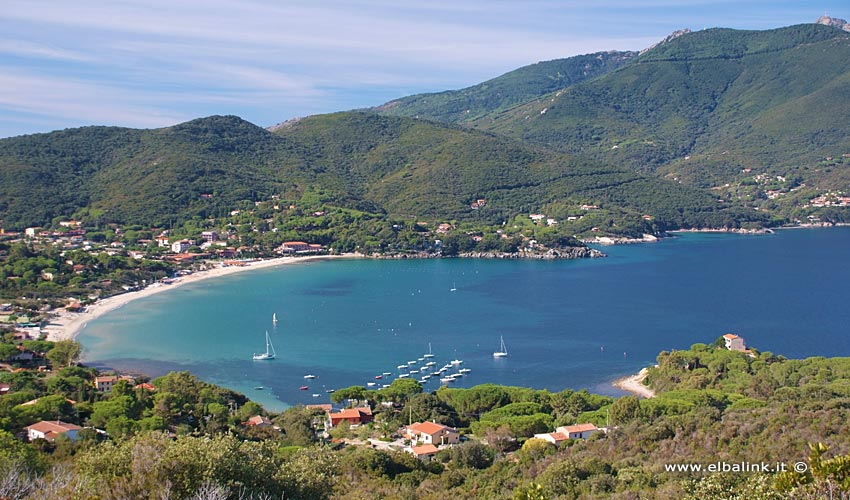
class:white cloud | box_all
[0,0,843,136]
[0,71,191,129]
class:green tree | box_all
[46,340,81,368]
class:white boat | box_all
[423,343,435,358]
[312,393,320,397]
[458,368,471,374]
[440,377,455,383]
[252,331,276,360]
[367,382,376,387]
[397,365,407,369]
[303,374,317,379]
[272,313,278,325]
[398,373,410,378]
[450,282,457,292]
[451,359,463,365]
[409,370,419,374]
[493,336,508,358]
[425,361,436,366]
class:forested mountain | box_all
[465,24,850,190]
[374,50,637,124]
[0,112,749,233]
[4,23,849,234]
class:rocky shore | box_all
[372,246,606,260]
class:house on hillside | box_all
[95,375,134,393]
[533,431,569,446]
[244,415,273,428]
[406,443,440,460]
[327,406,373,428]
[723,333,747,351]
[95,376,119,393]
[25,420,82,442]
[556,423,599,440]
[404,421,460,446]
[171,239,194,253]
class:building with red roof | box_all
[327,406,373,428]
[407,443,440,460]
[404,421,460,446]
[556,423,599,440]
[25,420,82,442]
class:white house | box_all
[404,421,460,445]
[171,240,194,253]
[723,333,747,351]
[26,420,82,442]
[556,423,599,440]
[533,431,569,446]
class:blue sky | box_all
[0,1,844,138]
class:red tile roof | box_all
[562,423,598,433]
[410,444,439,456]
[26,420,81,434]
[407,421,456,436]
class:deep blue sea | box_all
[78,227,850,411]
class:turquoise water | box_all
[79,227,850,411]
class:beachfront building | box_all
[404,421,460,446]
[556,423,599,440]
[25,420,82,442]
[723,333,747,351]
[278,241,324,254]
[171,239,195,253]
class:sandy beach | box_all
[612,367,656,399]
[42,254,357,342]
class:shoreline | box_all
[42,254,359,342]
[612,367,656,399]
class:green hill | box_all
[467,24,850,191]
[0,112,754,234]
[0,116,289,228]
[374,51,637,124]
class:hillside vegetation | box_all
[375,51,637,124]
[468,24,850,192]
[0,113,757,237]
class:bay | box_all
[78,227,850,411]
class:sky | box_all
[0,0,845,138]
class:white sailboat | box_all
[450,282,457,292]
[423,342,435,358]
[253,331,276,360]
[493,336,508,358]
[272,313,278,325]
